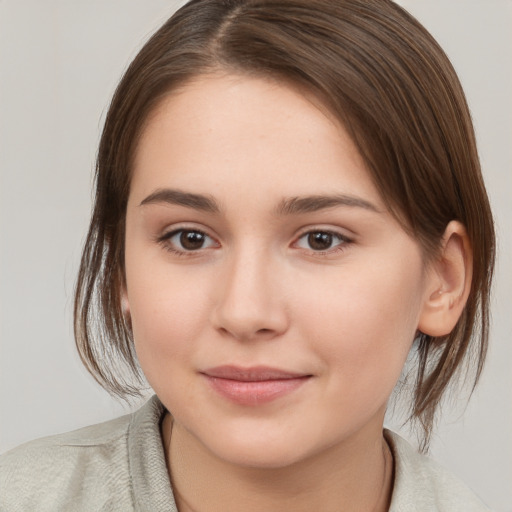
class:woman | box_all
[0,1,495,510]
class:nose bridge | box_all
[213,240,287,340]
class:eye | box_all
[295,230,349,252]
[160,229,218,252]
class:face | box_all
[124,73,431,468]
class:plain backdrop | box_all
[0,1,511,510]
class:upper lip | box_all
[201,365,310,382]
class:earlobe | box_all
[418,221,473,337]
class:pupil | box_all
[308,232,332,250]
[180,231,204,250]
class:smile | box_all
[201,366,312,406]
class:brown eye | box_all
[308,232,334,251]
[180,230,207,250]
[162,229,217,252]
[295,230,349,253]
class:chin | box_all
[214,442,306,470]
[198,421,323,470]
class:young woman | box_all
[0,1,496,510]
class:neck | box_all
[162,414,394,512]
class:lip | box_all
[201,365,312,406]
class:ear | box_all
[418,221,473,337]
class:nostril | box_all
[211,289,289,341]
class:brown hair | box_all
[74,0,495,450]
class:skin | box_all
[124,73,471,511]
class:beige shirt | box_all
[0,395,491,511]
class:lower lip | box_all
[204,375,310,405]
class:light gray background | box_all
[0,1,510,510]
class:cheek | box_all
[295,256,425,395]
[126,262,212,382]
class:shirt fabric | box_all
[0,395,491,511]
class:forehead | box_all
[130,73,383,210]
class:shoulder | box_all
[386,430,492,512]
[0,409,134,511]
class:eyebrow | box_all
[274,194,380,215]
[140,189,220,213]
[139,188,379,215]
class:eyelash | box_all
[157,228,217,257]
[294,229,352,255]
[157,228,352,257]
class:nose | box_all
[211,246,289,342]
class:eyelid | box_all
[157,224,220,255]
[292,226,354,254]
[158,221,216,240]
[294,225,354,241]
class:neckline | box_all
[127,395,178,512]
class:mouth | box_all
[200,365,312,405]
